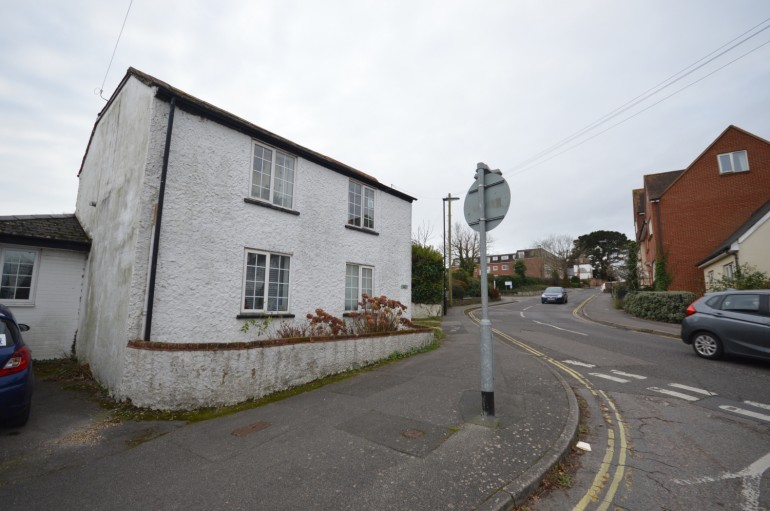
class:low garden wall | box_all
[120,329,434,410]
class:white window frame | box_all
[0,247,39,306]
[502,264,509,270]
[492,265,498,271]
[348,181,375,230]
[723,262,735,281]
[250,141,296,209]
[717,150,749,174]
[345,263,374,311]
[242,249,291,313]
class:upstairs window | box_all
[348,181,375,229]
[717,150,749,174]
[251,142,296,209]
[0,249,38,304]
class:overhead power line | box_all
[96,0,134,101]
[508,17,770,176]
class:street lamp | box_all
[443,194,459,315]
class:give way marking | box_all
[674,452,770,511]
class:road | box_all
[482,288,770,510]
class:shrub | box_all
[622,291,696,324]
[411,244,444,304]
[346,294,415,334]
[451,284,465,300]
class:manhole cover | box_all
[401,429,425,439]
[231,421,271,437]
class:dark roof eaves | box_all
[695,197,770,267]
[131,68,416,203]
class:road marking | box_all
[674,452,770,511]
[523,306,533,311]
[745,400,770,411]
[468,305,630,511]
[720,405,770,423]
[532,320,589,336]
[668,383,716,396]
[648,387,700,401]
[520,311,525,318]
[590,373,630,383]
[562,360,596,368]
[610,370,647,380]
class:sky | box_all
[2,1,769,255]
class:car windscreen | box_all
[544,287,562,293]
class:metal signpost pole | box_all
[476,164,495,417]
[463,162,509,419]
[446,194,458,307]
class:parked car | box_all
[541,287,568,304]
[0,304,33,427]
[681,290,770,361]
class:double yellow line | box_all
[468,302,629,510]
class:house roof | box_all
[0,214,91,252]
[632,188,645,214]
[696,198,770,267]
[642,170,684,201]
[660,125,770,199]
[81,67,416,203]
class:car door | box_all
[716,293,770,358]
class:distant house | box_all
[0,214,90,359]
[74,68,416,399]
[454,248,556,281]
[632,125,770,294]
[697,198,770,290]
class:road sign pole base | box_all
[481,391,495,417]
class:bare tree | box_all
[533,234,574,281]
[451,222,494,275]
[412,220,436,247]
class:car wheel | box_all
[692,331,723,360]
[6,405,30,428]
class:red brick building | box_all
[633,125,770,294]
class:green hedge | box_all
[622,291,696,324]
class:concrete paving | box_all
[0,291,681,510]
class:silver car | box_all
[681,290,770,361]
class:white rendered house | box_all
[75,68,416,402]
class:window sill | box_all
[244,198,300,216]
[237,313,296,319]
[345,224,379,236]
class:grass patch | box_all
[35,330,443,424]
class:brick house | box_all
[633,125,770,294]
[453,248,556,281]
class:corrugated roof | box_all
[0,214,91,252]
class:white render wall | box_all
[120,330,434,410]
[6,246,88,360]
[75,76,159,389]
[145,106,413,344]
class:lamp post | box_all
[443,194,459,313]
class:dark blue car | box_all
[0,304,33,427]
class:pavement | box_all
[0,290,682,511]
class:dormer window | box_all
[717,150,749,174]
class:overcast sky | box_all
[2,1,769,254]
